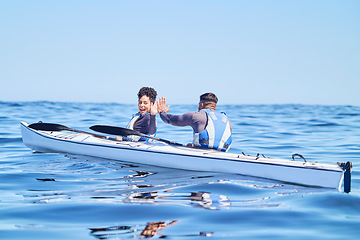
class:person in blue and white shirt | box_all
[157,93,232,152]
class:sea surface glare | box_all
[0,102,359,239]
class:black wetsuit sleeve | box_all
[149,114,156,135]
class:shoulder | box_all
[196,110,207,116]
[192,110,207,121]
[197,109,209,117]
[134,113,151,123]
[184,111,203,119]
[138,113,151,119]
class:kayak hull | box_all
[21,122,346,190]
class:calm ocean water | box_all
[1,101,359,239]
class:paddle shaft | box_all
[90,125,183,146]
[28,122,113,139]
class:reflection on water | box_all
[89,220,179,239]
[123,191,231,210]
[141,220,179,238]
[90,225,132,240]
[90,220,214,239]
[189,192,230,210]
[18,154,301,210]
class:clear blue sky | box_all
[1,0,359,105]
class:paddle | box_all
[89,125,183,146]
[28,122,110,139]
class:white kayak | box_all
[20,121,352,191]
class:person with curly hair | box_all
[117,87,158,141]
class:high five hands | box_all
[150,97,170,115]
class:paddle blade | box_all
[90,125,142,137]
[28,122,70,131]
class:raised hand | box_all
[150,100,158,115]
[157,97,170,113]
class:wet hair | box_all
[138,87,157,103]
[200,92,218,104]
